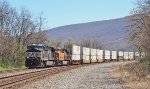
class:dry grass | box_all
[112,60,150,89]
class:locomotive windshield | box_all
[27,45,43,50]
[27,44,49,51]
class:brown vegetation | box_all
[112,61,150,89]
[127,0,150,76]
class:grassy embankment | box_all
[113,59,150,89]
[0,66,26,72]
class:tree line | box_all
[48,38,102,52]
[0,1,47,68]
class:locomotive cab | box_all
[25,44,53,68]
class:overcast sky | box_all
[8,0,136,28]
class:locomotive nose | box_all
[25,58,41,68]
[26,52,41,68]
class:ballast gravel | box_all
[20,62,130,89]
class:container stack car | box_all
[111,51,117,61]
[105,50,111,61]
[90,48,97,63]
[96,49,103,63]
[118,51,124,61]
[81,47,91,63]
[124,52,129,61]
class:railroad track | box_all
[0,64,94,89]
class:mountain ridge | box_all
[46,17,133,51]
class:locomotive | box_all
[25,44,70,68]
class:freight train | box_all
[25,44,143,68]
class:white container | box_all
[91,55,96,60]
[83,47,90,55]
[112,51,117,59]
[72,54,80,60]
[72,45,80,55]
[105,50,110,60]
[129,52,134,60]
[119,51,123,56]
[91,55,97,62]
[105,50,110,56]
[105,55,110,60]
[135,52,140,57]
[91,48,96,55]
[97,55,103,60]
[82,47,86,55]
[97,49,103,56]
[83,55,90,63]
[118,51,124,59]
[124,52,129,60]
[97,50,103,62]
[97,55,103,62]
[83,55,90,60]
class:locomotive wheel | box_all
[41,61,47,67]
[54,60,58,66]
[67,60,70,65]
[69,60,72,65]
[43,61,47,67]
[60,61,63,66]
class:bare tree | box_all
[79,38,102,49]
[46,38,63,48]
[128,0,150,58]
